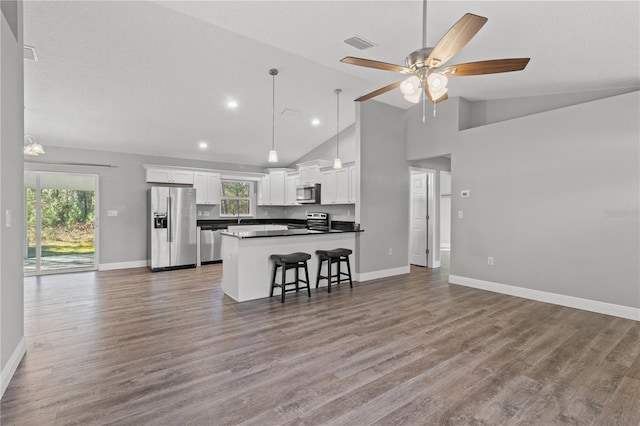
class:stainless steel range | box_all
[306,212,330,231]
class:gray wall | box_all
[357,100,409,275]
[406,90,640,308]
[25,146,266,266]
[1,0,25,375]
[290,124,356,166]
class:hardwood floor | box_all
[2,261,639,425]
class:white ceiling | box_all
[23,1,640,167]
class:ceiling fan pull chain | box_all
[422,85,426,123]
[433,101,437,117]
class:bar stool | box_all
[270,252,312,303]
[315,248,353,293]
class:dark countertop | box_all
[221,229,363,239]
[198,218,356,231]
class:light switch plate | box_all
[5,209,12,227]
[107,210,118,217]
[458,210,464,219]
[461,190,471,198]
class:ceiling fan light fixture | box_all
[427,72,448,91]
[400,76,421,96]
[404,91,422,104]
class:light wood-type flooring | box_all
[2,260,639,425]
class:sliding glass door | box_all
[24,172,98,274]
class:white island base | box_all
[221,231,357,302]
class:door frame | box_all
[408,167,439,268]
[24,171,100,276]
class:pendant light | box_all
[267,68,279,163]
[333,88,342,169]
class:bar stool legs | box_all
[315,248,353,293]
[270,252,312,303]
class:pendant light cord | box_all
[271,70,277,151]
[335,88,341,158]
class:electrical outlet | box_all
[264,210,269,216]
[107,210,118,217]
[197,211,202,217]
[488,257,494,266]
[203,211,210,217]
[389,248,393,255]
[347,210,351,217]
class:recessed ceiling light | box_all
[227,100,238,109]
[199,141,208,149]
[311,118,320,126]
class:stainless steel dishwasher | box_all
[200,227,224,264]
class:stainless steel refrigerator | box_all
[149,186,197,271]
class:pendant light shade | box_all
[333,88,342,169]
[268,68,278,163]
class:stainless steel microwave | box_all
[296,184,321,204]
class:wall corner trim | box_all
[356,266,411,283]
[98,260,148,271]
[1,337,27,398]
[449,275,640,321]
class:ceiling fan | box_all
[341,0,530,112]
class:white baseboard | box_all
[356,266,411,282]
[98,260,148,271]
[449,275,640,321]
[1,337,26,398]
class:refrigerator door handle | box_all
[167,197,172,242]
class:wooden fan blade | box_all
[341,57,411,74]
[442,58,530,76]
[355,81,402,102]
[425,13,488,68]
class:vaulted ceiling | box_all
[23,1,640,167]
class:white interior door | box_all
[409,173,427,266]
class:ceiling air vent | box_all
[344,35,376,50]
[23,45,38,61]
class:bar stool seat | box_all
[270,252,312,303]
[315,248,353,293]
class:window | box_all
[220,180,253,217]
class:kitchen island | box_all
[221,229,360,302]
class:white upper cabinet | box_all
[285,173,300,206]
[145,167,194,184]
[335,167,350,204]
[269,170,287,206]
[348,164,357,204]
[258,174,271,206]
[193,172,221,205]
[296,160,331,185]
[321,170,337,204]
[320,163,356,205]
